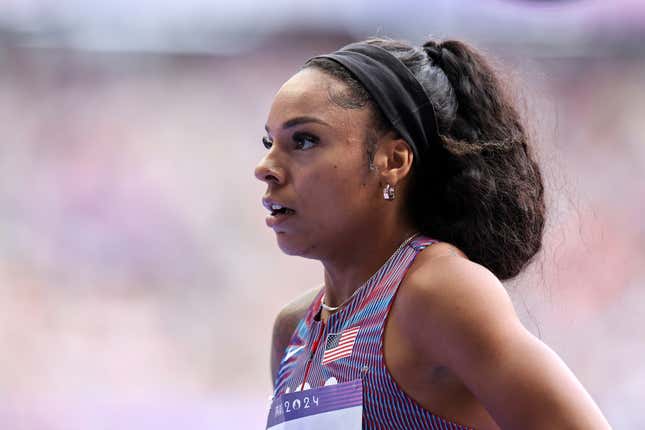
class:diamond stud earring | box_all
[383,184,395,201]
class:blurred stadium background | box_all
[0,0,643,428]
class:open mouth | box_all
[270,204,295,216]
[263,199,297,228]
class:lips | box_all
[262,198,296,228]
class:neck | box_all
[321,225,417,310]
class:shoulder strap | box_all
[409,234,438,251]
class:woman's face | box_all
[255,67,384,259]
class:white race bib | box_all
[266,379,362,429]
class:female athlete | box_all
[255,37,611,429]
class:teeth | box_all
[271,204,283,210]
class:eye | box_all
[293,132,319,150]
[262,136,273,149]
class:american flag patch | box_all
[321,326,360,365]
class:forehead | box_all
[266,67,369,132]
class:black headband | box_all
[309,42,441,166]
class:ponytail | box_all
[306,38,546,280]
[414,38,545,280]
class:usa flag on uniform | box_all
[321,326,360,365]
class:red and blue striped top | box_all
[273,235,473,429]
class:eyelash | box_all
[261,133,319,150]
[293,132,319,150]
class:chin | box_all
[275,233,318,259]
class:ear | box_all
[372,133,414,187]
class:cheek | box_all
[298,160,376,217]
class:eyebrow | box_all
[264,116,330,133]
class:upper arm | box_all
[270,286,322,386]
[402,257,611,430]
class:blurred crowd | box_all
[0,5,643,428]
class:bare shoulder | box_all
[405,243,514,311]
[270,286,323,384]
[273,286,322,342]
[396,245,611,428]
[398,246,522,364]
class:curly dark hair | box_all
[304,38,545,281]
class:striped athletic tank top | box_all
[273,235,473,429]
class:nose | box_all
[254,152,285,185]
